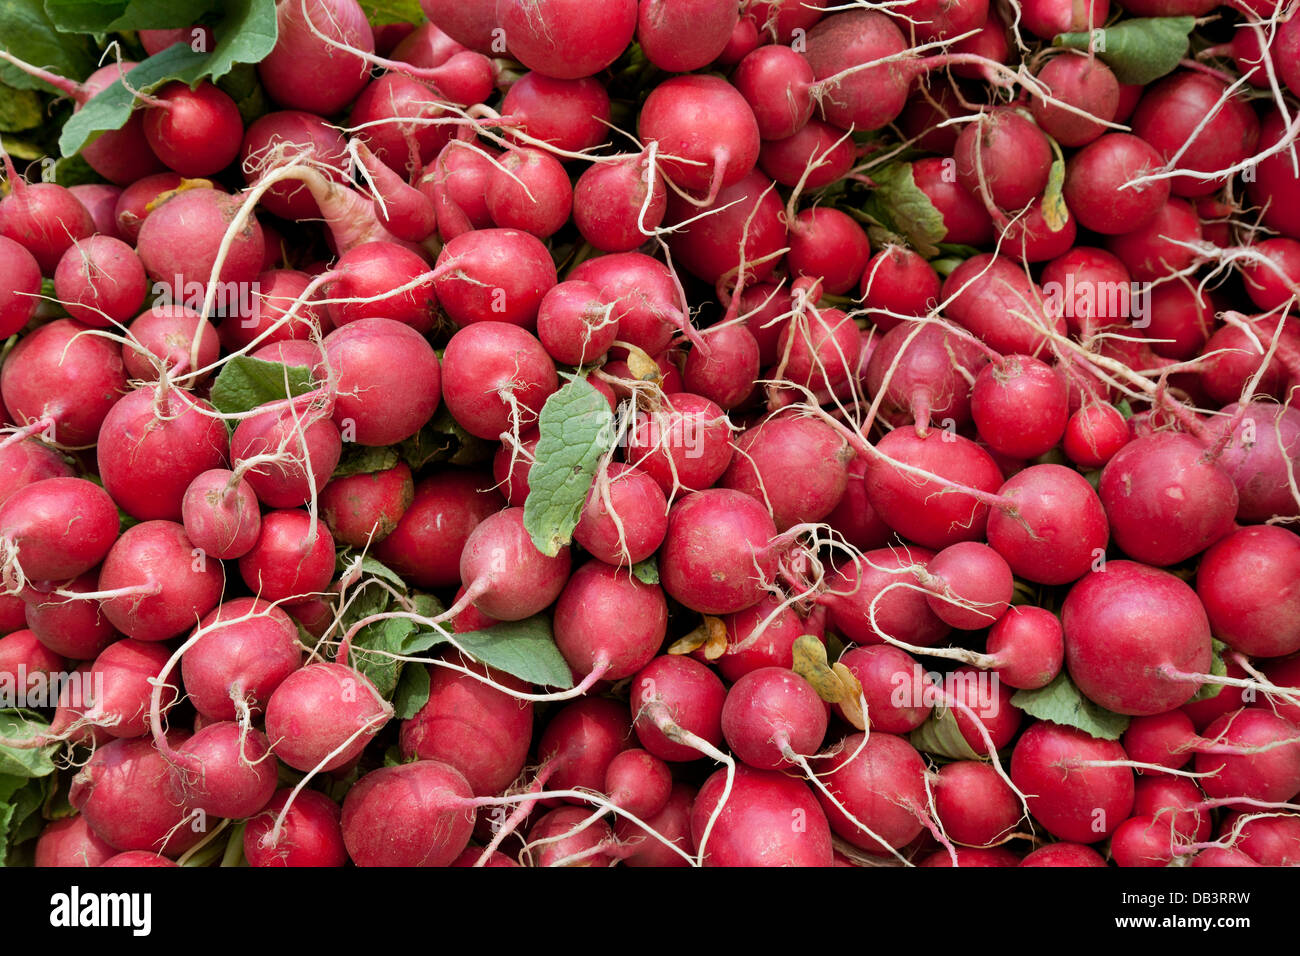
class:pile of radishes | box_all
[2,0,1300,869]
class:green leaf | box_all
[1053,17,1194,86]
[0,0,98,92]
[215,62,267,126]
[398,405,493,470]
[0,711,57,778]
[1011,672,1131,740]
[42,0,222,33]
[0,85,44,132]
[208,356,317,416]
[408,616,575,690]
[335,551,407,591]
[909,706,984,761]
[1189,638,1227,703]
[1116,398,1134,420]
[865,163,947,259]
[350,615,415,698]
[333,443,401,478]
[356,0,423,25]
[631,556,659,585]
[523,376,616,556]
[52,151,100,187]
[58,0,277,157]
[391,661,430,720]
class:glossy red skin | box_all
[1063,403,1130,468]
[238,511,335,607]
[658,489,778,616]
[615,781,697,867]
[440,322,557,441]
[1247,111,1300,241]
[258,0,373,116]
[342,760,474,867]
[98,388,229,522]
[1209,402,1300,523]
[693,764,834,866]
[182,469,261,560]
[701,596,821,683]
[432,228,558,330]
[541,697,636,801]
[350,73,451,174]
[570,253,686,356]
[1062,561,1212,716]
[0,630,64,700]
[1192,847,1261,867]
[265,662,391,774]
[758,119,855,188]
[637,0,738,72]
[898,83,966,154]
[1112,815,1176,867]
[1105,198,1202,283]
[1010,721,1134,843]
[835,643,934,733]
[722,415,851,531]
[986,464,1109,586]
[497,0,635,79]
[182,598,302,722]
[487,148,574,239]
[98,521,223,642]
[985,605,1064,690]
[0,477,118,582]
[825,545,949,647]
[492,428,540,507]
[996,197,1078,263]
[400,662,533,796]
[774,305,861,396]
[24,573,118,660]
[324,317,441,446]
[374,470,504,589]
[536,281,618,366]
[1019,843,1108,866]
[954,107,1053,212]
[1,319,127,447]
[83,639,172,739]
[630,655,726,762]
[325,244,438,334]
[1224,811,1300,866]
[221,271,326,352]
[732,45,814,140]
[627,393,733,496]
[683,324,760,412]
[972,356,1069,459]
[944,664,1023,753]
[921,846,1021,867]
[912,158,995,246]
[718,13,761,63]
[1062,133,1171,235]
[1196,709,1300,806]
[941,254,1063,354]
[787,208,871,295]
[320,463,414,548]
[1122,711,1197,771]
[1031,52,1119,147]
[572,155,666,253]
[638,74,760,196]
[824,456,891,553]
[1136,775,1210,844]
[137,188,265,294]
[75,64,166,187]
[933,761,1021,847]
[501,73,611,153]
[803,10,910,132]
[574,463,668,566]
[35,816,117,868]
[1197,526,1300,659]
[1041,246,1132,337]
[126,306,220,382]
[244,789,347,867]
[721,667,828,770]
[1240,238,1300,311]
[665,170,786,285]
[174,722,278,820]
[230,406,341,509]
[554,560,667,681]
[239,111,348,221]
[866,321,986,434]
[143,81,242,177]
[53,236,146,328]
[0,236,41,337]
[112,172,185,244]
[0,182,95,274]
[459,508,572,621]
[860,246,941,332]
[69,735,204,856]
[1099,432,1237,567]
[924,542,1013,630]
[817,732,928,851]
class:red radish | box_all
[493,430,540,507]
[1010,721,1134,843]
[954,107,1053,212]
[786,207,871,295]
[1246,110,1300,242]
[758,119,855,189]
[440,322,558,442]
[922,542,1013,630]
[637,0,738,72]
[941,254,1061,355]
[721,667,828,770]
[97,521,223,643]
[1020,843,1107,866]
[1197,526,1300,659]
[971,355,1069,458]
[864,321,985,435]
[1207,401,1300,522]
[835,645,933,733]
[24,574,116,661]
[682,324,760,411]
[230,405,342,509]
[859,246,941,332]
[574,463,668,566]
[817,732,929,852]
[692,764,833,866]
[933,761,1022,847]
[1141,281,1216,357]
[78,640,173,740]
[554,560,667,681]
[222,271,326,352]
[920,846,1020,867]
[732,45,815,140]
[1105,198,1203,282]
[1061,560,1212,716]
[319,463,414,548]
[1195,709,1300,805]
[527,806,620,866]
[400,660,533,796]
[603,749,672,819]
[486,148,574,239]
[137,188,265,295]
[572,154,667,252]
[125,306,220,383]
[665,170,786,286]
[986,464,1109,585]
[97,388,229,522]
[1099,432,1237,567]
[456,508,572,622]
[258,0,374,116]
[910,157,995,246]
[240,111,348,221]
[775,305,861,395]
[1062,133,1171,235]
[1021,0,1107,36]
[182,469,262,561]
[373,470,504,589]
[501,73,612,153]
[420,141,497,239]
[244,789,346,867]
[538,697,634,795]
[1122,711,1197,772]
[536,281,618,366]
[803,10,911,133]
[172,722,278,820]
[750,0,827,40]
[718,14,760,63]
[341,760,474,866]
[630,654,726,762]
[238,510,335,606]
[569,253,695,355]
[35,816,116,868]
[265,661,392,773]
[658,489,778,615]
[143,81,243,177]
[324,317,441,446]
[824,545,951,648]
[52,237,146,329]
[0,477,118,584]
[431,228,558,329]
[1063,402,1129,468]
[707,595,821,683]
[616,782,697,866]
[627,393,734,496]
[1,318,127,446]
[1242,238,1300,312]
[1031,53,1119,147]
[324,244,437,334]
[1041,246,1133,337]
[983,606,1064,690]
[350,74,451,174]
[69,735,203,856]
[496,0,637,80]
[721,415,852,530]
[0,174,95,274]
[0,236,40,337]
[1225,812,1300,866]
[638,74,761,203]
[182,598,303,722]
[351,143,438,242]
[112,172,184,244]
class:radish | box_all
[35,816,116,868]
[574,463,668,566]
[222,271,326,352]
[706,594,822,683]
[786,207,871,295]
[230,404,342,510]
[496,0,637,80]
[238,510,336,606]
[750,0,827,40]
[803,10,911,133]
[824,546,951,648]
[1207,402,1300,522]
[97,387,229,522]
[721,667,828,771]
[350,143,438,243]
[1105,198,1203,283]
[24,574,117,661]
[864,321,986,435]
[172,722,279,820]
[758,118,855,189]
[1224,811,1300,866]
[0,170,95,274]
[500,73,612,153]
[922,542,1013,630]
[983,606,1064,690]
[603,749,673,820]
[486,147,574,239]
[258,0,375,116]
[1041,246,1132,338]
[906,158,996,246]
[455,507,572,622]
[692,764,834,866]
[142,81,243,178]
[373,470,504,589]
[420,141,498,239]
[721,415,852,530]
[1061,560,1212,716]
[971,355,1069,458]
[835,645,933,733]
[69,735,203,856]
[126,306,221,383]
[554,559,667,681]
[638,74,761,203]
[324,244,437,334]
[440,322,558,442]
[1,318,127,446]
[775,304,861,395]
[1062,133,1171,235]
[182,598,303,722]
[1009,721,1134,843]
[627,393,735,496]
[240,111,349,221]
[52,237,146,329]
[682,324,760,411]
[1099,432,1237,566]
[431,228,558,329]
[859,246,942,332]
[324,317,441,445]
[264,661,392,773]
[637,0,738,72]
[1122,710,1197,772]
[341,760,475,866]
[615,781,696,867]
[538,697,634,795]
[569,253,695,355]
[1197,526,1300,659]
[658,489,778,615]
[244,789,346,867]
[933,760,1022,847]
[0,236,40,337]
[527,806,620,866]
[112,172,184,244]
[400,660,533,796]
[817,732,930,853]
[136,188,265,295]
[350,74,452,175]
[630,654,726,762]
[536,281,619,366]
[1030,53,1119,147]
[1020,843,1107,866]
[572,153,666,252]
[0,477,118,585]
[954,107,1053,212]
[97,521,223,643]
[1195,709,1300,805]
[1246,110,1300,242]
[985,464,1109,585]
[319,463,414,548]
[182,469,262,561]
[941,254,1062,355]
[1063,402,1130,468]
[732,44,815,141]
[666,170,787,288]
